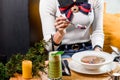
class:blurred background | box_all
[0,0,42,63]
[105,0,120,14]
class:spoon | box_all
[110,46,120,55]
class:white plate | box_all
[69,60,116,75]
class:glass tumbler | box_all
[48,51,62,80]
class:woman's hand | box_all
[53,16,70,45]
[54,16,70,31]
[94,47,103,52]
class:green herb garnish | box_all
[52,51,64,56]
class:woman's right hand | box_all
[54,16,70,31]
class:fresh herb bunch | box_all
[5,40,48,78]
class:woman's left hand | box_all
[94,47,103,51]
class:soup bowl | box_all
[72,51,114,70]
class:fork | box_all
[49,13,75,26]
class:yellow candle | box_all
[22,60,32,79]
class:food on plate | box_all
[81,56,105,64]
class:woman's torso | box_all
[55,0,95,44]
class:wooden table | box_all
[10,59,120,80]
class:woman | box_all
[39,0,104,58]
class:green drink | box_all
[48,51,62,80]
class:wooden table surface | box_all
[10,59,120,80]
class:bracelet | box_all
[93,45,103,51]
[51,35,62,46]
[53,40,62,46]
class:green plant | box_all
[25,40,48,76]
[5,40,48,78]
[5,53,24,77]
[0,62,9,80]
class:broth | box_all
[81,56,105,64]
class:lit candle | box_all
[22,60,32,79]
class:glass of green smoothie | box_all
[48,51,62,80]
